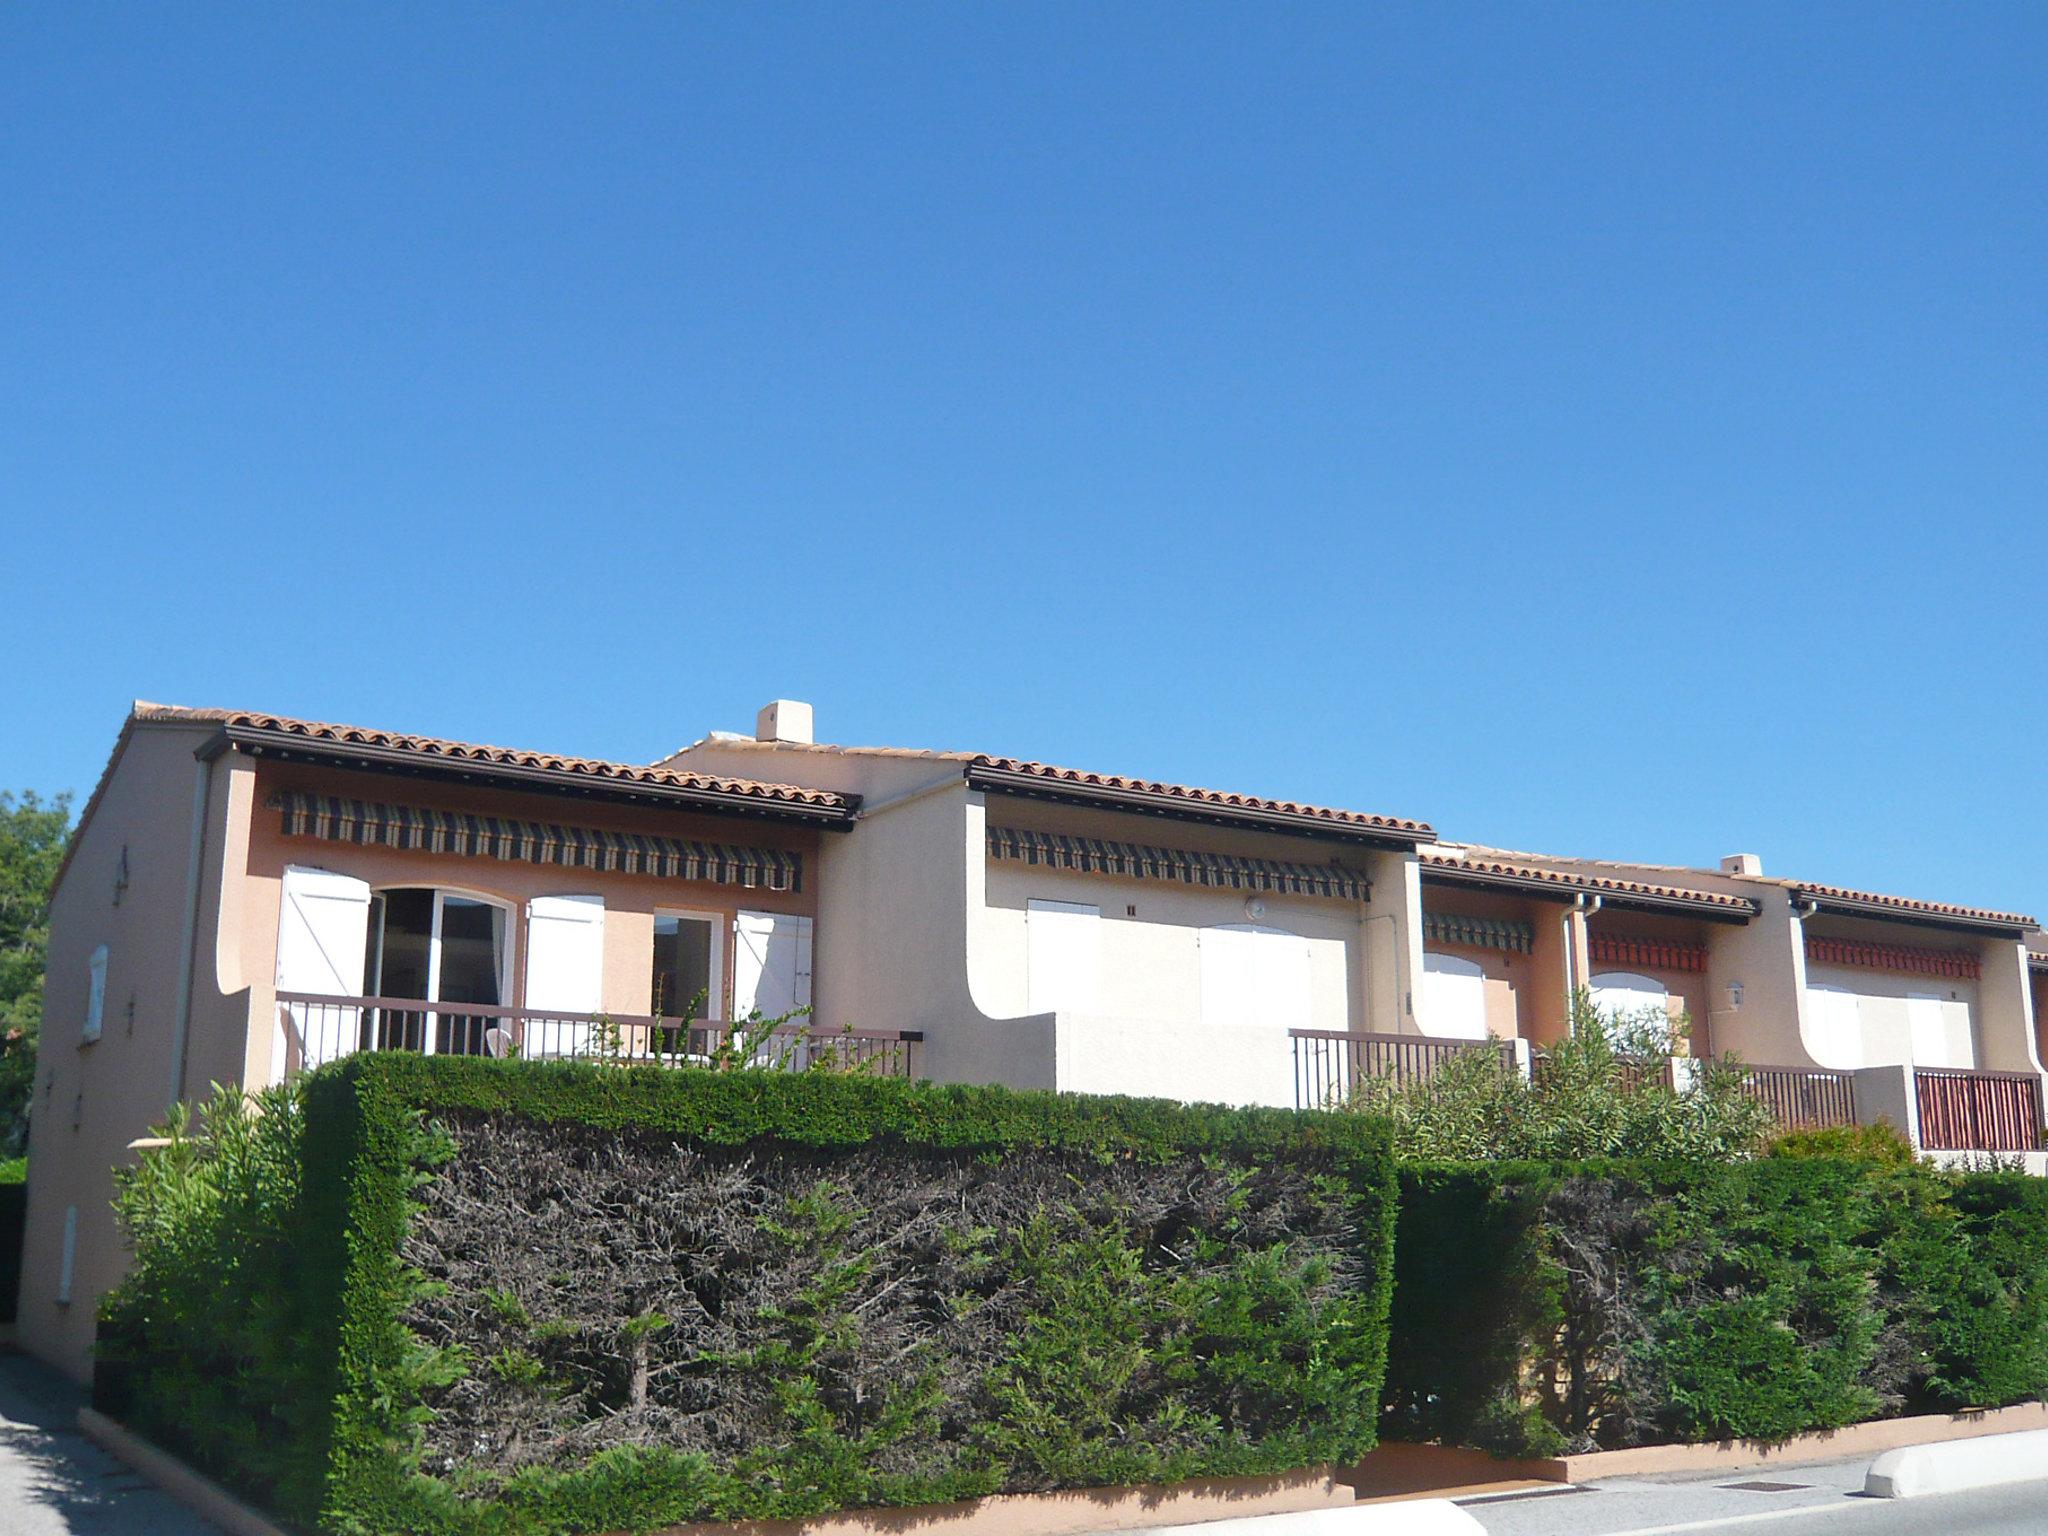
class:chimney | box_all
[755,700,814,745]
[1720,853,1763,876]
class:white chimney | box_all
[755,700,814,745]
[1720,853,1763,876]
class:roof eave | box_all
[1421,863,1758,923]
[1795,891,2034,939]
[200,724,861,830]
[963,763,1431,850]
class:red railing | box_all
[273,992,922,1079]
[1734,1064,1858,1131]
[1290,1029,1519,1110]
[1914,1068,2045,1152]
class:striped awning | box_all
[1806,935,1978,981]
[1592,934,1708,974]
[1424,913,1534,954]
[986,826,1369,901]
[272,792,802,892]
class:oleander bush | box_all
[101,1055,1398,1536]
[1382,1155,2048,1457]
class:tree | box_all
[0,791,74,1152]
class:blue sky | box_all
[4,4,2044,913]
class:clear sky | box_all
[4,4,2044,915]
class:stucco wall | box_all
[18,721,215,1382]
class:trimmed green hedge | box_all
[1382,1157,2048,1455]
[106,1056,1399,1536]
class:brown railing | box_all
[274,992,922,1079]
[1914,1068,2045,1153]
[1290,1029,1519,1110]
[1734,1064,1858,1131]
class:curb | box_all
[1864,1426,2048,1499]
[76,1408,292,1536]
[1122,1505,1484,1535]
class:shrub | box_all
[1383,1156,2048,1456]
[1346,993,1774,1164]
[95,1087,331,1514]
[108,1056,1399,1536]
[1767,1121,1918,1167]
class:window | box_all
[1803,984,1865,1069]
[653,913,721,1021]
[1025,900,1100,1015]
[83,945,109,1043]
[1589,970,1669,1024]
[1422,951,1490,1040]
[1199,924,1314,1031]
[362,888,511,1056]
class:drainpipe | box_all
[1564,893,1602,1032]
[167,755,213,1111]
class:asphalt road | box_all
[0,1350,220,1535]
[1465,1453,2048,1536]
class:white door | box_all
[1199,924,1312,1030]
[1026,900,1101,1014]
[1422,952,1490,1040]
[525,895,605,1058]
[274,865,373,1079]
[734,911,814,1021]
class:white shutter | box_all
[1026,900,1101,1014]
[734,912,814,1021]
[273,866,373,1079]
[1589,971,1670,1025]
[524,895,606,1058]
[1422,952,1490,1040]
[1200,925,1312,1030]
[1803,985,1865,1069]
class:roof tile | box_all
[1422,853,1759,913]
[138,705,854,810]
[967,755,1433,838]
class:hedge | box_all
[102,1056,1399,1536]
[1381,1156,2048,1456]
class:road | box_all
[1465,1453,2048,1535]
[0,1350,220,1535]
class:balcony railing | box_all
[274,991,923,1080]
[1733,1064,1858,1131]
[1289,1029,1519,1110]
[1914,1067,2045,1153]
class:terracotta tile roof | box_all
[964,755,1434,843]
[1791,882,2037,933]
[137,704,856,813]
[1420,852,1761,917]
[2029,951,2048,973]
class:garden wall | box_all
[100,1056,1399,1536]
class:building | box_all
[15,696,2047,1382]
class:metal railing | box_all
[1733,1063,1858,1131]
[274,991,922,1079]
[1914,1068,2045,1153]
[1289,1029,1520,1110]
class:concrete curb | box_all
[76,1408,292,1536]
[1864,1426,2048,1499]
[1122,1505,1483,1536]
